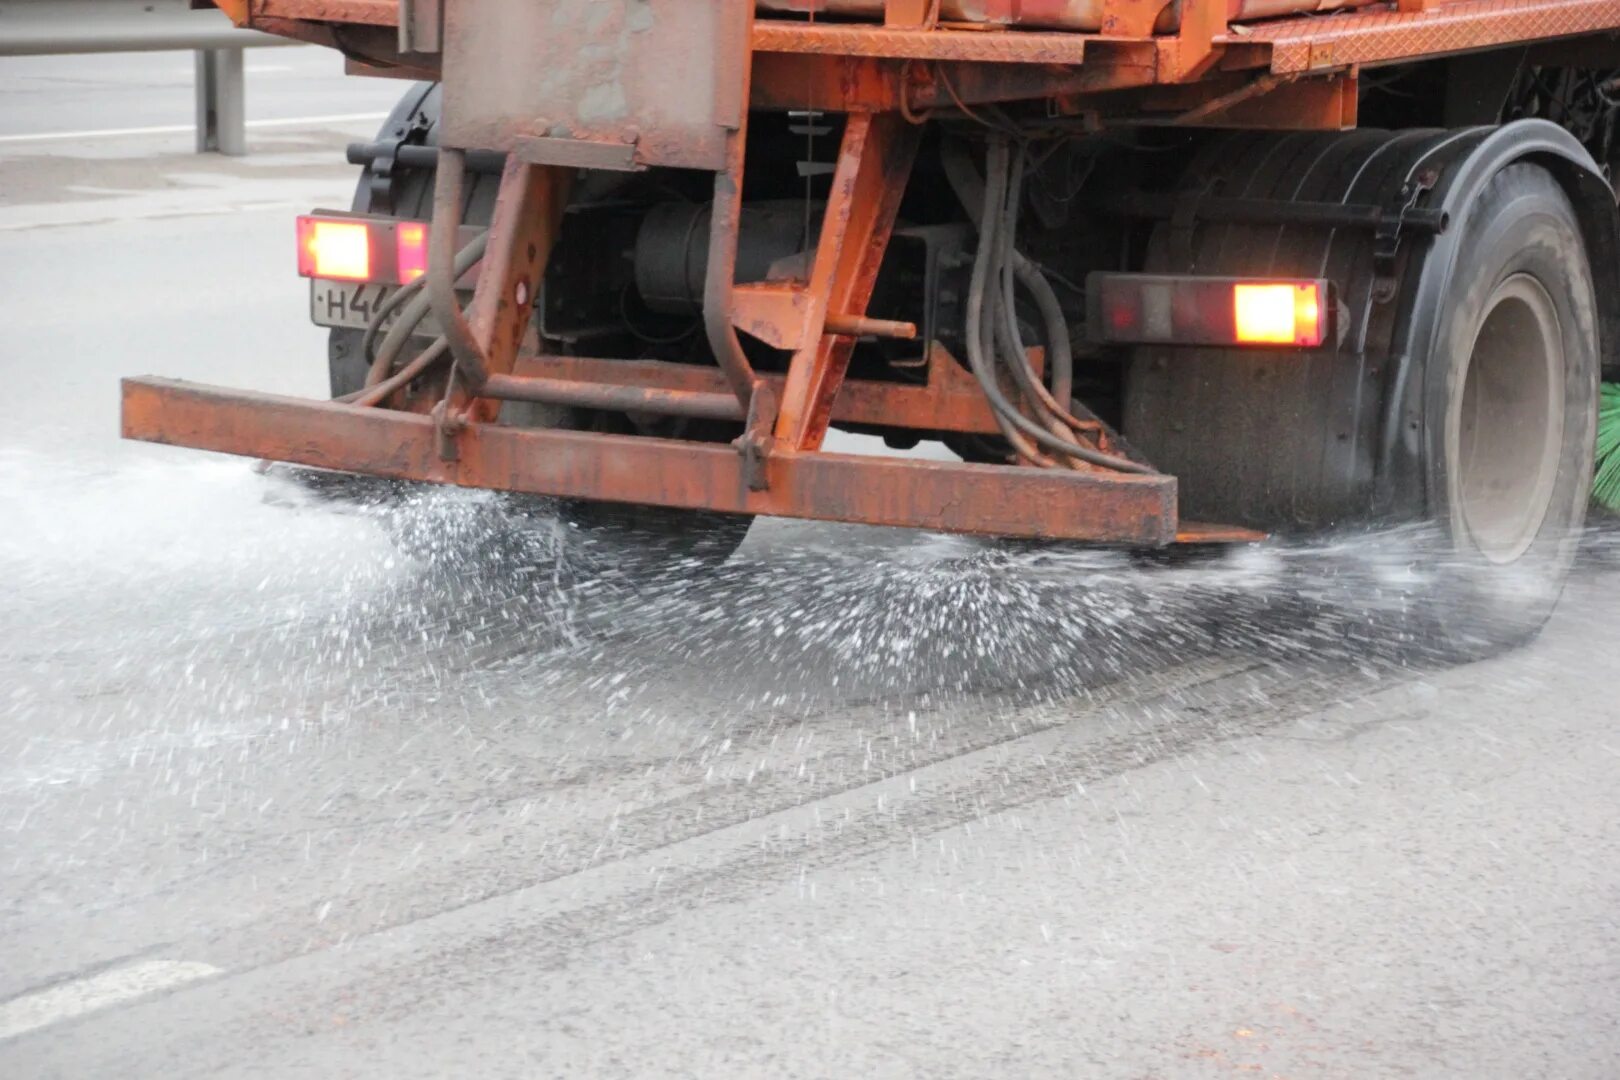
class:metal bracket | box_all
[362,102,434,216]
[1167,179,1220,267]
[431,397,463,462]
[1373,168,1439,300]
[398,0,443,54]
[737,381,778,492]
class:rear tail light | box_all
[1233,282,1322,345]
[296,214,484,287]
[1088,273,1332,349]
[395,222,428,284]
[295,214,436,286]
[297,217,373,282]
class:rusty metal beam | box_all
[480,373,744,421]
[252,0,396,26]
[451,158,569,422]
[1224,0,1620,74]
[509,348,1011,435]
[123,377,1179,544]
[751,21,1094,63]
[774,113,921,451]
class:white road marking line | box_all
[0,960,221,1041]
[0,112,389,145]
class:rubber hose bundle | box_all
[336,231,490,408]
[951,135,1149,474]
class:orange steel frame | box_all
[219,0,1620,122]
[121,1,1620,544]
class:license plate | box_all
[310,279,441,335]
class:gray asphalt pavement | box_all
[3,54,1620,1080]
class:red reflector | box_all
[1234,282,1323,346]
[297,217,371,281]
[396,222,427,284]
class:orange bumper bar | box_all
[122,377,1181,544]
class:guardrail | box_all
[0,0,299,154]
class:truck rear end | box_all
[125,0,1620,650]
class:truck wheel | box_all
[1125,135,1600,656]
[1416,164,1597,653]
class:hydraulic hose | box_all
[427,147,492,392]
[342,337,450,408]
[365,231,489,388]
[962,139,1056,466]
[960,136,1153,473]
[992,148,1085,466]
[941,140,1074,412]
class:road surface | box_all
[3,51,1619,1079]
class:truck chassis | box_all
[123,0,1620,646]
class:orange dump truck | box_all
[125,0,1620,649]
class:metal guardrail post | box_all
[194,46,246,155]
[1,0,295,155]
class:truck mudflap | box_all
[120,376,1199,545]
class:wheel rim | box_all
[1455,273,1565,565]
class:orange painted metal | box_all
[751,21,1095,62]
[448,160,569,423]
[252,0,396,25]
[438,0,750,171]
[1111,69,1359,129]
[884,0,939,27]
[509,345,1013,436]
[480,374,746,422]
[122,377,1179,544]
[238,0,1620,109]
[1222,0,1620,75]
[774,113,922,451]
[730,282,814,350]
[1099,0,1176,38]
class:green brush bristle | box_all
[1595,382,1620,511]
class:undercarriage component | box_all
[123,377,1180,544]
[634,201,813,315]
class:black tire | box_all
[1125,140,1598,656]
[1416,164,1597,653]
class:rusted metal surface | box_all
[436,0,749,170]
[251,0,395,25]
[1174,521,1268,543]
[883,0,938,27]
[751,21,1096,62]
[239,0,1620,114]
[451,159,570,422]
[750,48,1161,114]
[1110,69,1358,128]
[1099,0,1176,37]
[754,0,1362,33]
[510,345,1016,435]
[481,374,745,421]
[123,377,1179,544]
[774,113,921,451]
[1223,0,1620,74]
[825,313,916,339]
[705,120,766,411]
